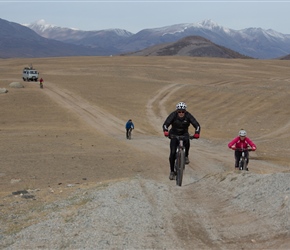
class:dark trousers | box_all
[234,150,249,167]
[126,128,132,138]
[169,137,190,172]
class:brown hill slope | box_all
[123,36,252,58]
[0,56,290,248]
[280,54,290,60]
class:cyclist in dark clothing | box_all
[162,102,200,180]
[125,119,134,139]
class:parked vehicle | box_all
[22,66,39,82]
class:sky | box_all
[0,1,290,34]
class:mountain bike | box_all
[170,134,195,186]
[235,148,253,171]
[128,128,133,140]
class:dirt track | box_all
[1,57,290,249]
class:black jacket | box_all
[162,111,200,136]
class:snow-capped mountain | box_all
[126,20,290,59]
[25,19,133,52]
[25,19,290,59]
[0,18,105,58]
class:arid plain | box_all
[1,56,290,248]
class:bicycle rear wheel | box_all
[176,149,185,186]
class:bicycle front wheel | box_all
[242,159,247,171]
[176,149,185,186]
[239,159,246,171]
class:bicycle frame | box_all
[170,135,194,186]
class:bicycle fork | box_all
[175,141,185,170]
[239,152,248,170]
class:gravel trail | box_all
[2,172,290,249]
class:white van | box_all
[22,67,39,81]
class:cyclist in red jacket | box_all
[39,77,44,88]
[163,102,200,180]
[228,129,256,170]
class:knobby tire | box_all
[176,149,185,186]
[239,158,247,171]
[242,158,247,171]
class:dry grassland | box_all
[1,56,290,190]
[1,56,290,244]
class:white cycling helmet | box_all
[239,129,247,136]
[176,102,187,110]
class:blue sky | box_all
[0,1,290,34]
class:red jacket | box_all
[228,136,256,150]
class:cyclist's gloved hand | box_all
[193,133,199,139]
[231,145,236,150]
[251,146,256,151]
[164,131,169,137]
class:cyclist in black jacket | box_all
[162,102,200,180]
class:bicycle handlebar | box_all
[233,147,253,152]
[168,134,197,140]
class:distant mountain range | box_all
[25,19,290,59]
[1,18,290,59]
[0,18,101,58]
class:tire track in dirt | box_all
[146,83,185,133]
[43,82,146,137]
[256,120,290,140]
[43,80,217,182]
[42,82,169,161]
